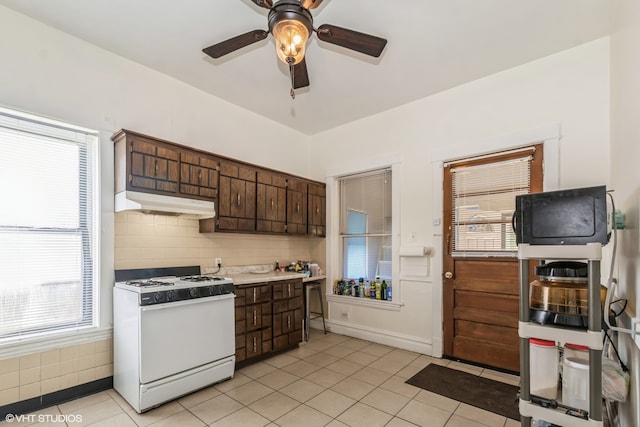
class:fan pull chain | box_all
[289,62,296,99]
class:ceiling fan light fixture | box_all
[268,1,313,66]
[272,19,309,65]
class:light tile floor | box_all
[3,332,522,427]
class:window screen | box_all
[0,108,99,341]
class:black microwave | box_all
[513,185,609,245]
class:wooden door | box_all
[443,145,543,372]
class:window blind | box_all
[0,107,99,341]
[450,155,531,253]
[339,168,392,280]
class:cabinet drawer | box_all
[242,284,271,304]
[272,280,302,300]
[288,296,302,310]
[235,319,246,335]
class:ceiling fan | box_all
[202,0,388,98]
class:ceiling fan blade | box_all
[249,0,273,9]
[292,58,310,89]
[316,24,387,57]
[301,0,325,9]
[203,30,269,59]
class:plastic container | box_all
[564,343,589,361]
[530,338,559,399]
[561,343,589,377]
[562,357,589,411]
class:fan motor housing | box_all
[268,0,313,35]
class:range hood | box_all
[115,191,215,218]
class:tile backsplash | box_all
[114,211,326,273]
[0,339,112,406]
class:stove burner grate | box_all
[180,275,222,282]
[125,280,168,287]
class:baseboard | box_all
[311,318,434,355]
[0,377,113,419]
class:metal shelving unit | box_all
[518,243,604,427]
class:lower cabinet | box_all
[272,280,303,351]
[234,279,302,365]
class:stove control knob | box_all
[166,290,176,302]
[207,286,216,296]
[189,288,199,298]
[153,293,162,303]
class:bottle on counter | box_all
[375,276,381,300]
[358,278,365,298]
[386,283,392,301]
[275,260,281,272]
[381,280,387,301]
[370,279,376,298]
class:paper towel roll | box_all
[399,246,431,257]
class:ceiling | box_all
[0,0,612,135]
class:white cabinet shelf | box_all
[518,243,603,427]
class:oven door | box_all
[139,293,234,384]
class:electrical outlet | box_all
[410,232,417,242]
[215,257,222,267]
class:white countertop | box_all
[202,263,325,285]
[227,272,326,285]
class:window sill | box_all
[0,326,113,359]
[326,294,403,311]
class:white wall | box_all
[0,5,314,358]
[610,2,640,426]
[312,38,610,356]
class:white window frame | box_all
[0,107,111,357]
[326,156,401,310]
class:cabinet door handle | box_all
[253,336,257,353]
[288,283,291,297]
[271,199,274,210]
[237,193,241,206]
[154,160,158,176]
[253,309,257,326]
[128,174,132,183]
[198,171,202,182]
[296,203,300,213]
[253,288,257,303]
[287,315,291,330]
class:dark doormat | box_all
[405,364,520,421]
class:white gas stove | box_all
[113,266,235,413]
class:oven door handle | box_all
[140,294,235,311]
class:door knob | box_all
[444,271,453,279]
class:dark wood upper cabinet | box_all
[308,182,326,237]
[179,152,218,198]
[256,170,287,233]
[216,160,257,232]
[114,130,180,195]
[113,129,325,236]
[113,129,217,201]
[286,178,308,235]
